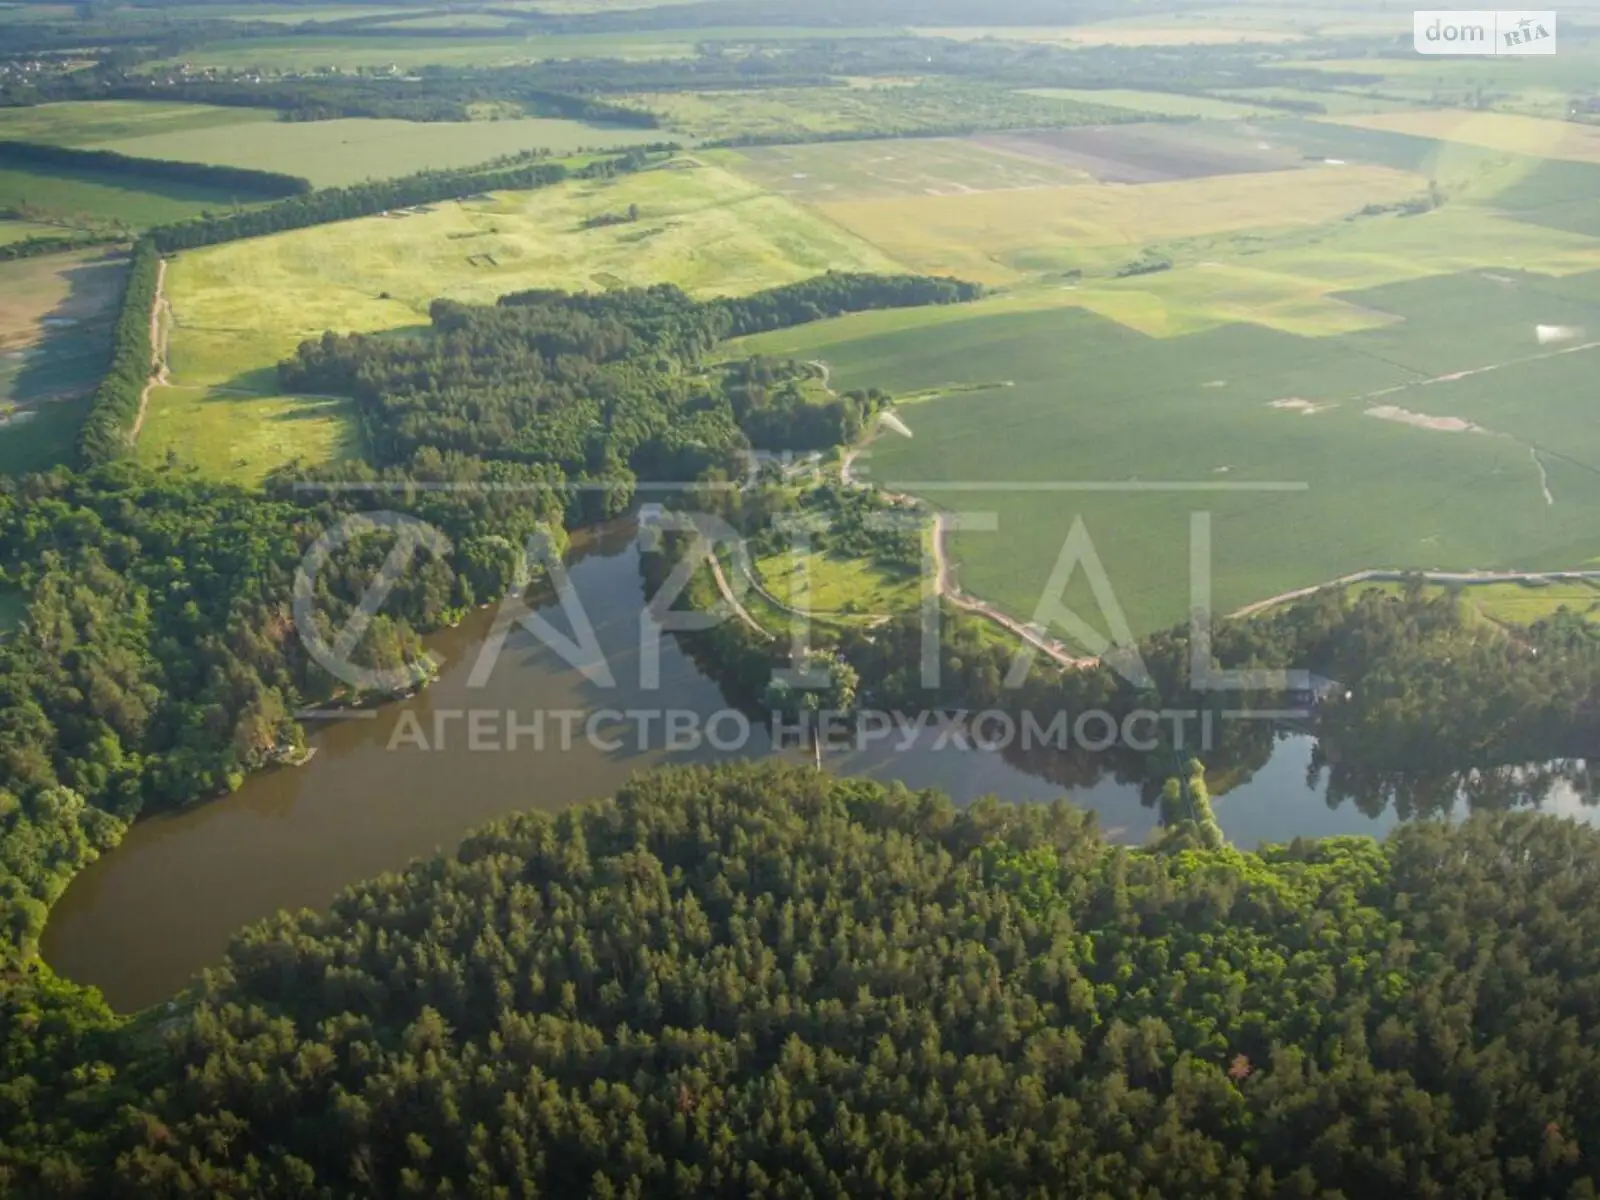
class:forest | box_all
[280,274,980,474]
[8,761,1600,1195]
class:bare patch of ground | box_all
[1365,404,1484,433]
[1270,397,1336,415]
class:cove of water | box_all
[40,523,1597,1011]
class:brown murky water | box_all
[56,522,1548,1012]
[40,524,1092,1010]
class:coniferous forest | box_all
[7,762,1600,1196]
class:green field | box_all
[92,115,664,188]
[717,139,1091,201]
[0,101,667,189]
[143,160,903,482]
[146,27,900,71]
[749,548,919,625]
[0,219,70,244]
[0,100,268,146]
[0,249,126,476]
[626,84,1129,142]
[1021,88,1272,119]
[0,160,263,231]
[734,267,1600,644]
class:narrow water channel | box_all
[40,522,1596,1011]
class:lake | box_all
[41,522,1599,1010]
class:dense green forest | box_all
[279,274,979,474]
[8,762,1600,1195]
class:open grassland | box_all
[148,34,699,70]
[0,219,70,244]
[0,162,264,231]
[815,164,1426,285]
[914,24,1306,46]
[1021,88,1273,119]
[750,549,919,624]
[0,100,269,146]
[1320,110,1600,167]
[86,115,665,188]
[144,162,901,481]
[623,84,1129,143]
[715,139,1090,201]
[734,268,1600,644]
[0,249,125,476]
[147,27,897,71]
[1204,86,1410,115]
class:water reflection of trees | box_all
[1308,744,1597,822]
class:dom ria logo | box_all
[1415,10,1557,54]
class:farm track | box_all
[131,257,169,441]
[840,415,1098,670]
[1228,568,1600,620]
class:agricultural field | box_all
[145,27,899,72]
[623,84,1133,143]
[141,161,903,482]
[0,160,268,231]
[79,115,666,189]
[0,249,126,476]
[1320,110,1600,167]
[733,265,1600,646]
[813,163,1425,285]
[0,219,68,244]
[0,100,268,146]
[1020,88,1274,120]
[716,139,1091,201]
[1202,86,1410,115]
[913,24,1308,47]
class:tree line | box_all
[76,241,159,467]
[0,140,310,199]
[144,146,672,253]
[10,761,1600,1195]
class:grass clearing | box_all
[1320,110,1600,167]
[147,161,902,479]
[716,139,1091,201]
[1021,88,1274,119]
[750,549,919,623]
[0,100,268,147]
[87,115,666,189]
[815,164,1426,285]
[0,249,126,476]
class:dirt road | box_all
[130,257,169,441]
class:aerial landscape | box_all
[4,0,1600,1193]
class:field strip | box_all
[1230,568,1600,620]
[131,257,169,441]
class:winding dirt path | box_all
[705,548,772,640]
[840,431,1096,669]
[130,257,169,441]
[1228,567,1600,620]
